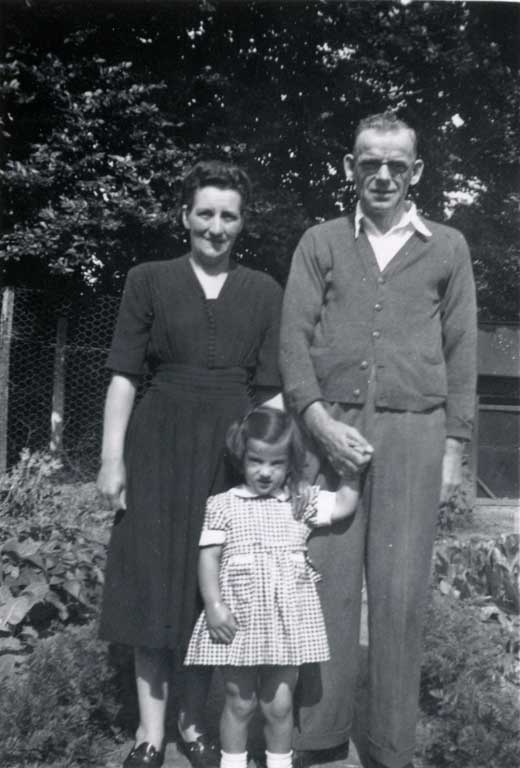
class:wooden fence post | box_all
[0,287,15,474]
[50,316,67,455]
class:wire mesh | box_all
[2,287,120,479]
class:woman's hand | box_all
[205,601,238,644]
[97,457,127,510]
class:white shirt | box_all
[354,201,432,271]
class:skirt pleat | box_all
[99,366,249,651]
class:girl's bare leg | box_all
[134,647,171,750]
[259,666,299,752]
[220,666,259,752]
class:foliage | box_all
[0,453,108,672]
[437,466,474,534]
[0,48,189,294]
[0,448,62,520]
[0,1,519,317]
[419,591,520,768]
[433,533,520,614]
[0,622,126,767]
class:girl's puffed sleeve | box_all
[106,265,154,375]
[253,277,283,390]
[302,486,337,528]
[199,495,230,546]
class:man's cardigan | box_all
[279,213,477,441]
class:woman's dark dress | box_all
[99,256,282,651]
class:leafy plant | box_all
[0,452,108,670]
[420,591,520,768]
[0,622,127,767]
[437,467,474,534]
[433,534,520,613]
[0,448,63,521]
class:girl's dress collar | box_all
[230,484,291,502]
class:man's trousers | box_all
[293,402,445,768]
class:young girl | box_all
[184,406,360,768]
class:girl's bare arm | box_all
[331,469,361,522]
[199,546,238,644]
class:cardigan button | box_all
[377,276,385,284]
[360,360,369,370]
[353,388,361,398]
[374,303,382,311]
[372,330,381,339]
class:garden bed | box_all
[0,453,519,767]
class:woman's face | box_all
[182,185,244,270]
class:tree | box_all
[1,0,518,318]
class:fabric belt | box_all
[150,363,248,399]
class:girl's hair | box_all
[226,406,309,518]
[181,160,252,212]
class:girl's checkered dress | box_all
[184,485,334,667]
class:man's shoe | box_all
[176,731,220,768]
[123,742,164,768]
[369,761,414,768]
[293,752,312,768]
[293,743,349,768]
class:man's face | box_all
[344,128,424,223]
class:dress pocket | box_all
[225,554,254,626]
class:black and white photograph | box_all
[0,2,518,767]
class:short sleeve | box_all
[301,486,336,528]
[106,265,154,375]
[253,278,283,389]
[199,495,230,546]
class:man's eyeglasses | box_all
[357,159,411,177]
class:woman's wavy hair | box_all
[226,406,309,518]
[181,160,252,212]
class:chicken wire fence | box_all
[0,286,121,479]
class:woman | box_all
[97,160,283,768]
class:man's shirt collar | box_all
[230,484,290,502]
[354,201,432,239]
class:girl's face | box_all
[182,185,244,271]
[244,438,289,497]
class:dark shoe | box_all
[368,760,414,768]
[293,742,349,768]
[293,751,312,768]
[123,742,164,768]
[176,731,220,768]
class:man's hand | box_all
[205,601,238,644]
[303,401,373,474]
[440,438,465,503]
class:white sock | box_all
[266,750,293,768]
[220,750,248,768]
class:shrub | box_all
[437,464,474,534]
[0,622,129,767]
[0,451,109,664]
[0,449,63,521]
[419,591,520,768]
[433,534,520,613]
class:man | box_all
[280,113,477,768]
